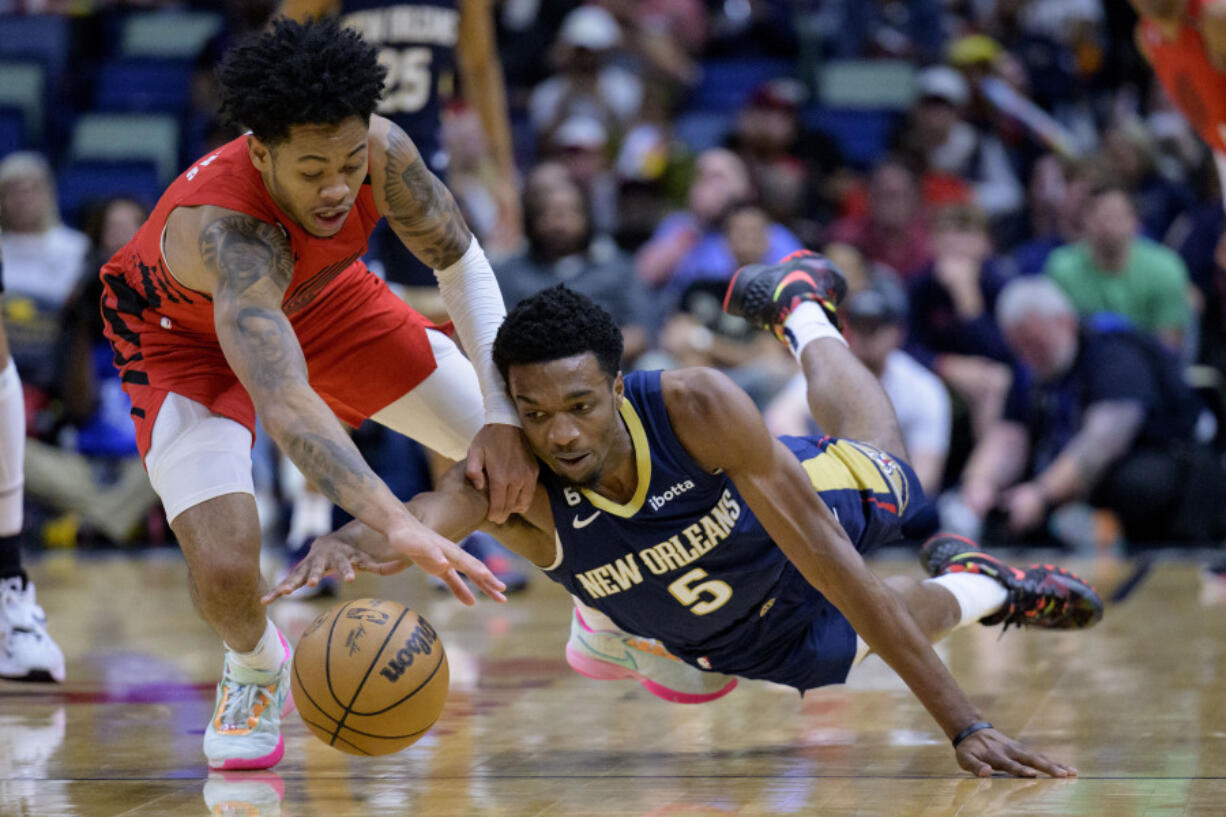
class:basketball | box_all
[291,598,449,756]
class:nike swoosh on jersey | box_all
[572,511,601,529]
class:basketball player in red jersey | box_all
[1132,0,1226,192]
[99,18,532,770]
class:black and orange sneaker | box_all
[920,533,1104,631]
[723,249,848,345]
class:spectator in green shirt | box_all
[1043,183,1192,353]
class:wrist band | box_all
[952,721,994,748]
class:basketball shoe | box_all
[203,770,284,817]
[723,249,848,346]
[565,606,737,703]
[203,632,295,770]
[0,576,65,683]
[920,533,1104,630]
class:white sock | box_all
[0,360,24,536]
[783,301,847,362]
[225,619,288,681]
[927,573,1009,629]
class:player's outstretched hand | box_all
[466,422,539,523]
[385,520,509,606]
[955,727,1078,778]
[262,535,408,604]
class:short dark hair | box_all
[216,17,387,146]
[493,285,624,383]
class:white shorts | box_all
[145,328,485,524]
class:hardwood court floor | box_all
[2,551,1225,816]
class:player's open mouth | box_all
[555,452,590,467]
[313,207,350,228]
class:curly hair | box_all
[215,17,387,146]
[493,285,624,383]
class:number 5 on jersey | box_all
[668,568,732,615]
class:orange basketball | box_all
[291,597,449,756]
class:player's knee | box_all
[187,552,261,601]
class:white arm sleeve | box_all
[433,237,520,427]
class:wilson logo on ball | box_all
[379,619,440,683]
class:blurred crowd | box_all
[2,0,1225,555]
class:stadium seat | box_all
[95,59,194,114]
[818,60,916,110]
[120,10,223,59]
[69,113,180,184]
[0,15,70,80]
[673,110,732,154]
[688,59,794,112]
[0,107,25,155]
[802,107,901,170]
[0,62,44,143]
[56,159,161,225]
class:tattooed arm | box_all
[370,115,473,269]
[369,115,538,522]
[191,208,506,604]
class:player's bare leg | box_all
[726,252,1103,659]
[173,494,267,652]
[796,337,907,459]
[173,494,294,770]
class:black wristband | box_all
[952,721,994,748]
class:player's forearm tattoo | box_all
[199,216,293,294]
[231,306,296,390]
[383,126,472,269]
[1064,400,1145,484]
[283,432,377,518]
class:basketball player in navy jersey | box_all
[271,252,1102,776]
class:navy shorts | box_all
[695,435,929,691]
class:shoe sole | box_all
[721,263,766,318]
[209,735,286,771]
[0,669,61,683]
[565,643,737,704]
[919,533,982,577]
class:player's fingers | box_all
[510,477,534,515]
[306,556,327,588]
[441,568,477,606]
[263,563,306,603]
[335,554,356,583]
[449,545,507,596]
[991,753,1038,778]
[371,559,408,575]
[1016,749,1074,778]
[466,448,486,491]
[957,750,993,778]
[486,472,511,524]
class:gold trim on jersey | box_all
[799,439,909,513]
[581,398,652,518]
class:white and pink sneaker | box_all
[203,633,295,770]
[565,606,736,704]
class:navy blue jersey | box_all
[341,0,458,172]
[541,370,925,688]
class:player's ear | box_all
[247,135,272,173]
[612,372,624,403]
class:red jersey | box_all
[100,135,438,456]
[1139,0,1226,153]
